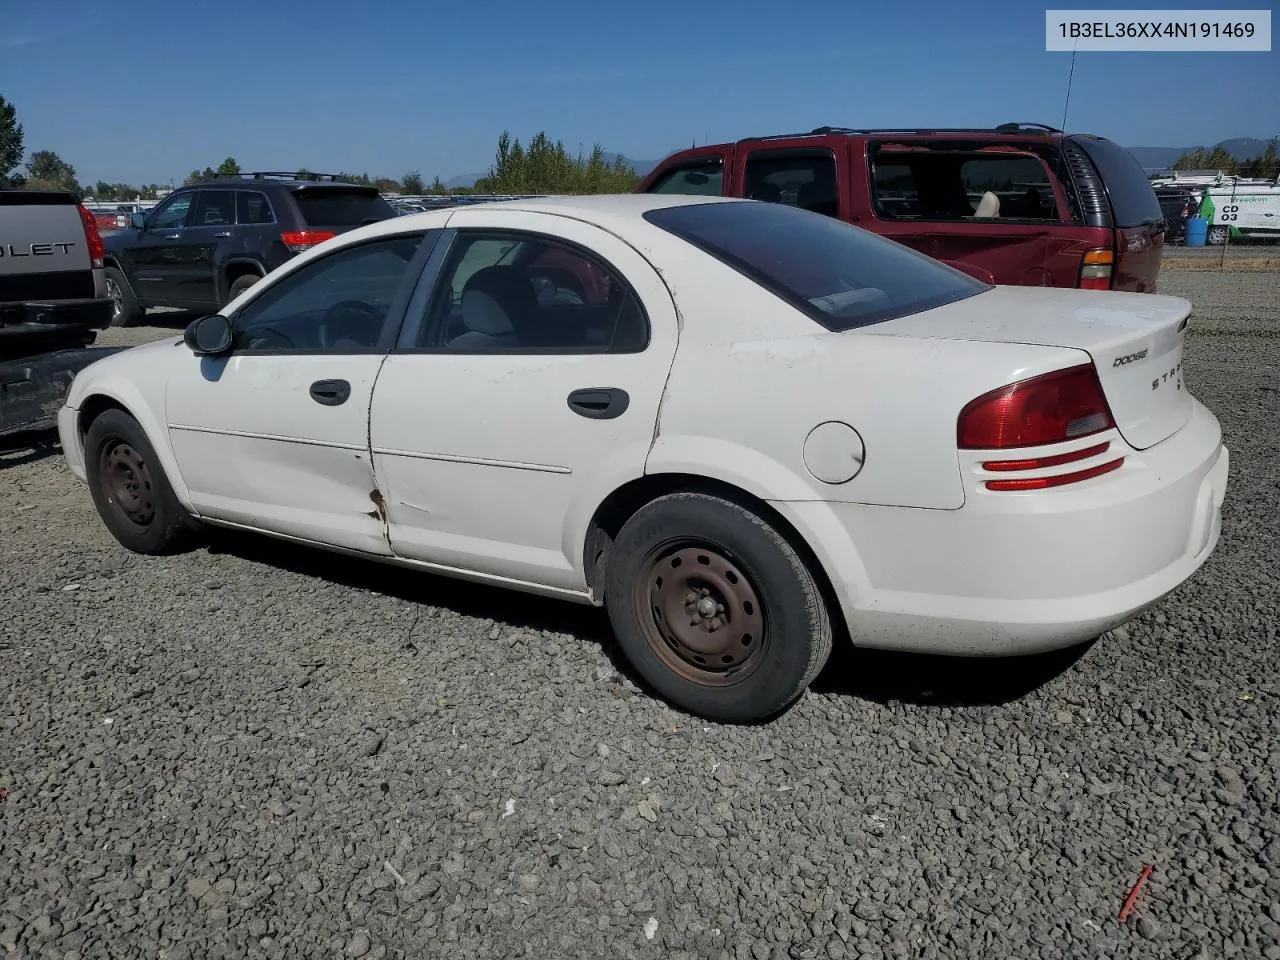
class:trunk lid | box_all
[861,285,1193,450]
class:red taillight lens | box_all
[985,457,1125,491]
[77,204,105,268]
[280,230,336,252]
[957,364,1116,450]
[1078,247,1113,290]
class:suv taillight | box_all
[1078,247,1114,290]
[958,365,1123,490]
[280,230,336,252]
[77,204,105,268]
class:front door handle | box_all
[567,387,629,420]
[162,233,181,240]
[309,379,351,406]
[214,231,233,238]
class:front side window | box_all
[645,200,989,332]
[148,193,194,230]
[645,159,724,197]
[416,231,648,353]
[231,234,426,352]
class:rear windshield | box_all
[643,201,989,331]
[1072,137,1164,228]
[291,188,395,226]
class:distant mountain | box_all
[1126,138,1271,172]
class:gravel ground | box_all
[2,276,1278,960]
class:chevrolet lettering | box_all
[0,241,76,257]
[1113,348,1149,367]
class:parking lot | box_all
[1,267,1277,960]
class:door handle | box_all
[567,387,629,420]
[214,231,233,238]
[309,379,351,406]
[163,233,181,240]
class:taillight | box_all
[957,364,1116,450]
[1078,247,1113,290]
[77,204,105,268]
[280,230,336,252]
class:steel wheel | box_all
[98,440,155,529]
[634,540,768,687]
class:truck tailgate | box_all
[0,195,95,301]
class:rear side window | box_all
[645,159,723,196]
[743,149,839,218]
[193,190,236,226]
[1071,137,1163,227]
[290,188,395,226]
[870,147,1065,222]
[645,201,988,332]
[237,191,275,225]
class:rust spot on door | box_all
[368,489,390,546]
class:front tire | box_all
[604,492,832,723]
[84,409,198,555]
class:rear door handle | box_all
[567,387,629,420]
[214,231,233,238]
[162,233,181,240]
[309,379,351,406]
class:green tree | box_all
[428,175,450,195]
[216,156,241,178]
[401,170,425,194]
[25,149,81,194]
[471,130,641,195]
[1238,138,1278,179]
[1173,146,1239,174]
[0,95,23,187]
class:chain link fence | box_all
[1156,179,1280,273]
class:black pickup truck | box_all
[1,190,119,438]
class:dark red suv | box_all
[636,123,1166,294]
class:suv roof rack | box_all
[740,123,1064,142]
[232,171,347,182]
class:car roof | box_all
[184,178,381,192]
[360,193,743,238]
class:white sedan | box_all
[58,194,1230,722]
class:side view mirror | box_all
[130,212,146,230]
[184,314,233,356]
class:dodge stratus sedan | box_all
[58,194,1229,722]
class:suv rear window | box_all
[291,188,395,226]
[645,201,988,332]
[1071,137,1163,228]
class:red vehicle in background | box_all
[636,122,1166,294]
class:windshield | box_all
[644,200,990,331]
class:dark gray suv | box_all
[101,173,396,326]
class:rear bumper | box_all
[0,297,114,333]
[787,399,1229,655]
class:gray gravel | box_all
[2,277,1278,960]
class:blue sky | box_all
[2,0,1276,185]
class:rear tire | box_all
[225,273,261,307]
[603,492,832,723]
[104,267,143,327]
[84,409,198,555]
